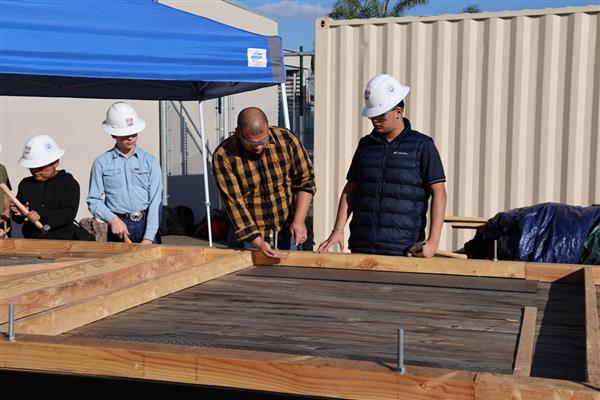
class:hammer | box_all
[0,183,51,233]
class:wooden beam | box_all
[2,253,253,335]
[513,306,537,377]
[0,238,147,255]
[0,250,206,324]
[449,222,484,230]
[1,335,598,400]
[0,259,91,278]
[474,372,599,400]
[0,247,162,299]
[251,250,525,279]
[444,216,488,223]
[525,263,600,284]
[584,267,600,386]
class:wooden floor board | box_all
[71,267,587,380]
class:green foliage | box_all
[462,4,482,13]
[329,0,429,19]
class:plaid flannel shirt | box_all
[212,126,316,242]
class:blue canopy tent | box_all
[0,0,288,245]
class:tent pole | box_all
[198,100,213,247]
[159,100,169,206]
[280,82,290,130]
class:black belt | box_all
[115,210,147,222]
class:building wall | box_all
[313,6,600,252]
[0,0,278,228]
[160,0,278,35]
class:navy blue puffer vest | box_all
[349,122,431,255]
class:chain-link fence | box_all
[162,85,280,223]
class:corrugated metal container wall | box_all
[313,6,600,252]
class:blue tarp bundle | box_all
[0,0,285,100]
[464,203,600,264]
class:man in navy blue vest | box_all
[317,74,447,257]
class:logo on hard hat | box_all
[125,117,133,127]
[24,146,31,155]
[364,89,371,100]
[386,84,396,95]
[44,142,53,151]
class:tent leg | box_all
[280,82,290,130]
[198,101,213,247]
[159,100,169,206]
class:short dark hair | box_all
[396,100,405,109]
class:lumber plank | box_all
[0,259,91,277]
[252,251,525,279]
[1,335,598,400]
[584,267,600,386]
[1,253,253,335]
[444,216,488,223]
[474,372,600,400]
[513,306,538,377]
[0,250,206,324]
[1,238,144,254]
[526,264,600,285]
[0,247,162,299]
[449,222,484,230]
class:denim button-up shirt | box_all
[87,146,162,241]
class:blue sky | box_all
[237,0,599,50]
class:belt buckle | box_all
[129,211,143,222]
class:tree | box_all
[329,0,429,20]
[462,4,481,13]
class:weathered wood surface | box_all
[584,267,600,386]
[0,250,205,324]
[2,335,598,400]
[513,307,538,377]
[2,253,253,335]
[71,267,586,381]
[240,266,538,293]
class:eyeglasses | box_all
[369,107,399,122]
[239,135,271,148]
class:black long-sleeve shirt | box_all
[14,170,80,240]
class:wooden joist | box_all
[1,252,253,335]
[0,247,163,298]
[0,250,206,324]
[512,306,538,377]
[0,238,144,254]
[248,250,526,279]
[1,335,598,400]
[526,263,600,284]
[584,267,600,386]
[0,259,91,278]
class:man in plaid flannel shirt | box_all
[212,107,316,258]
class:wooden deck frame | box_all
[584,267,600,386]
[1,239,599,399]
[512,306,538,377]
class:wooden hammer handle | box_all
[0,182,46,231]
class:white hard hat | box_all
[361,74,410,118]
[101,102,146,136]
[18,135,65,168]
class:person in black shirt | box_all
[11,135,80,240]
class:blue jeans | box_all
[227,229,299,251]
[108,216,161,244]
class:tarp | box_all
[0,0,285,100]
[464,203,600,264]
